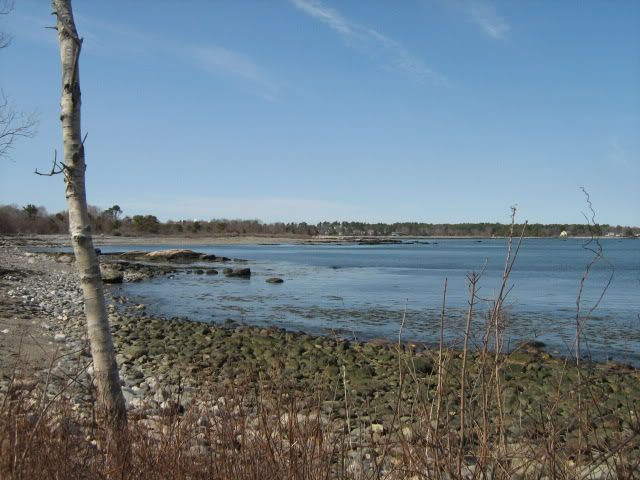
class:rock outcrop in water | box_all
[101,249,233,264]
[110,249,207,263]
[224,267,251,278]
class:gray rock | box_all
[224,267,251,278]
[56,254,74,264]
[100,265,124,284]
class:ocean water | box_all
[103,238,640,364]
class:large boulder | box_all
[144,249,204,262]
[105,249,229,264]
[115,250,148,260]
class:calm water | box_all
[103,238,639,364]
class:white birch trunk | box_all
[52,0,126,428]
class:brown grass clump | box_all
[2,329,638,479]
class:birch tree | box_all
[51,0,126,428]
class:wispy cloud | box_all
[14,9,282,101]
[290,0,450,87]
[78,16,282,100]
[462,0,510,39]
[186,45,281,101]
[609,137,630,166]
[290,0,355,36]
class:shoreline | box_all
[1,236,637,388]
[4,235,638,367]
[3,233,636,249]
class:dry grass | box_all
[1,334,639,479]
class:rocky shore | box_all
[1,236,639,476]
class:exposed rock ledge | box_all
[105,249,230,263]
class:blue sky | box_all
[1,0,638,225]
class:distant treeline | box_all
[1,204,637,238]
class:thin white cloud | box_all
[75,16,282,100]
[609,138,629,166]
[13,8,282,101]
[290,0,355,37]
[290,0,450,87]
[186,45,281,101]
[463,0,510,39]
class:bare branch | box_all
[0,0,14,15]
[0,31,9,49]
[0,92,38,159]
[34,149,69,177]
[0,0,15,49]
[574,187,615,366]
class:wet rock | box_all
[205,269,218,275]
[266,277,284,284]
[225,268,251,278]
[518,340,546,353]
[412,357,433,374]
